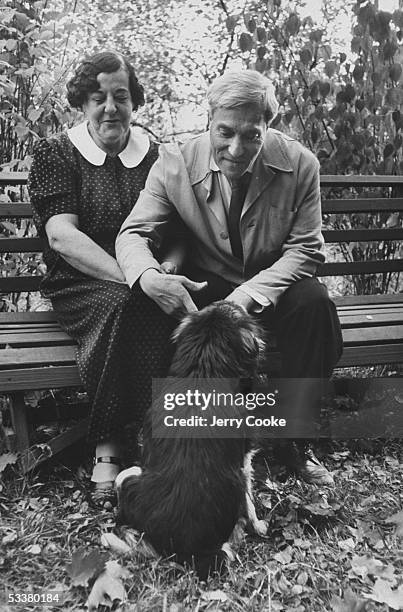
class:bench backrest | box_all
[1,172,402,294]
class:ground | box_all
[1,435,403,612]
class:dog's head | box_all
[170,300,266,378]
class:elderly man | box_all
[116,70,343,485]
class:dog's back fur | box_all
[117,301,265,577]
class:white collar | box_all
[67,121,150,167]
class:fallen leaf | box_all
[385,510,403,537]
[202,590,228,602]
[350,555,392,581]
[338,538,356,551]
[273,547,292,565]
[104,560,131,580]
[363,578,403,610]
[330,587,366,611]
[66,548,108,587]
[25,544,41,555]
[101,533,131,555]
[303,502,335,517]
[0,453,18,473]
[2,531,17,545]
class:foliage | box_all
[1,439,403,610]
[230,0,403,295]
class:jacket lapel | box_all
[243,129,294,216]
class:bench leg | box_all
[9,391,31,454]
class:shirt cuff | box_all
[237,286,271,313]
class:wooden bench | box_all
[1,172,402,470]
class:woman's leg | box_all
[45,279,176,472]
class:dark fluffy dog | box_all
[116,300,268,579]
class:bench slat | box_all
[343,325,403,344]
[2,198,403,217]
[0,277,42,292]
[321,175,403,186]
[322,198,403,213]
[337,344,403,366]
[0,311,56,323]
[333,294,403,306]
[323,229,403,242]
[339,313,403,326]
[0,172,29,184]
[0,203,33,217]
[1,331,75,345]
[0,365,81,391]
[318,259,403,275]
[0,237,44,252]
[0,346,76,367]
[2,173,402,187]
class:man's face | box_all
[210,106,267,182]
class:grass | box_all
[1,436,403,611]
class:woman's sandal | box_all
[90,456,122,509]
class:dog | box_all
[116,300,269,579]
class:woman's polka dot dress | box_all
[28,133,176,445]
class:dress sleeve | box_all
[28,136,80,234]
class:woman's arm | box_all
[45,213,126,283]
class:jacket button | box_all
[220,231,229,239]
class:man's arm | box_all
[116,148,206,317]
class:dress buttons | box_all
[220,231,229,239]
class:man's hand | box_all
[225,288,255,312]
[140,269,207,318]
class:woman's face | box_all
[83,68,133,155]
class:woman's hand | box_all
[160,261,177,275]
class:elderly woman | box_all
[28,51,194,505]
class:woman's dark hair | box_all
[66,51,145,110]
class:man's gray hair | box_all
[207,70,279,124]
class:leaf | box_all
[0,453,18,473]
[38,29,54,41]
[390,63,402,82]
[2,531,17,545]
[300,48,312,66]
[66,548,108,587]
[364,578,403,610]
[28,108,44,123]
[384,143,395,159]
[101,533,131,555]
[352,65,364,82]
[385,509,403,537]
[319,81,330,98]
[202,590,228,602]
[330,588,367,612]
[26,544,41,555]
[350,555,384,578]
[238,33,253,53]
[285,13,300,36]
[273,547,292,565]
[325,61,337,78]
[225,15,237,33]
[257,27,267,43]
